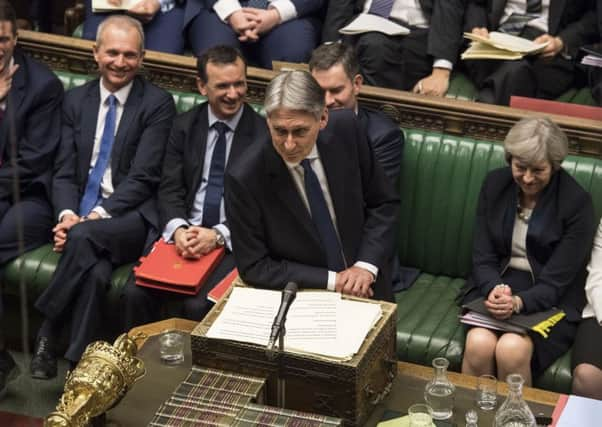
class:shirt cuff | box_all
[327,271,337,291]
[433,59,453,71]
[58,209,77,222]
[270,0,297,23]
[354,261,378,280]
[92,206,111,219]
[158,0,175,13]
[213,224,232,251]
[214,0,242,22]
[163,218,189,242]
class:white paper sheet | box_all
[339,14,410,36]
[556,395,602,427]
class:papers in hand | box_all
[92,0,135,12]
[206,287,382,360]
[339,13,410,36]
[462,31,549,60]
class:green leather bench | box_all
[3,70,599,394]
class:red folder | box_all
[510,96,602,121]
[134,239,225,295]
[207,268,238,303]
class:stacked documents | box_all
[462,32,549,60]
[206,287,382,360]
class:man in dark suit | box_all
[322,0,465,95]
[184,0,324,69]
[82,0,187,54]
[225,71,399,301]
[30,15,175,380]
[121,45,269,328]
[465,0,598,105]
[0,0,62,395]
[309,42,403,183]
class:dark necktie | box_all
[499,0,542,35]
[300,159,345,271]
[202,122,229,228]
[79,94,117,216]
[368,0,395,18]
[244,0,269,8]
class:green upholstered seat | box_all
[396,129,602,393]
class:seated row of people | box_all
[82,0,602,106]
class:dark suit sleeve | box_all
[101,90,176,217]
[0,74,62,200]
[52,96,84,216]
[557,3,598,57]
[157,117,189,230]
[517,192,595,314]
[464,0,488,31]
[428,0,466,64]
[321,0,356,42]
[225,167,330,290]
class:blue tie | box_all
[202,122,228,228]
[300,159,345,271]
[79,94,117,216]
[369,0,394,18]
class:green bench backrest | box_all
[399,129,602,278]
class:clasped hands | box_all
[52,212,101,252]
[470,27,564,60]
[485,284,514,320]
[106,0,161,23]
[228,7,281,42]
[335,266,375,299]
[174,226,218,259]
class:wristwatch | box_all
[214,229,226,247]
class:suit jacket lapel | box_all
[548,0,565,35]
[190,103,209,194]
[111,77,142,177]
[491,0,507,28]
[80,82,101,184]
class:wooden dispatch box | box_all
[191,284,397,426]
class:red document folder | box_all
[134,239,225,295]
[207,268,238,303]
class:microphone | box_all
[267,282,298,350]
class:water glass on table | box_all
[159,330,185,365]
[408,403,434,427]
[476,374,497,410]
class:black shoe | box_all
[0,350,18,397]
[30,337,57,380]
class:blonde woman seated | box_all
[461,117,595,385]
[572,219,602,400]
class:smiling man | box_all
[121,45,268,329]
[30,15,175,380]
[225,70,399,301]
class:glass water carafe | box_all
[493,374,536,427]
[424,357,455,420]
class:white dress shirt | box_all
[285,146,379,290]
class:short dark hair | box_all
[309,43,360,81]
[197,45,246,83]
[0,0,17,36]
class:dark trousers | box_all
[34,211,148,362]
[187,9,321,69]
[121,252,236,330]
[355,29,432,91]
[465,27,575,105]
[0,190,53,318]
[82,0,186,54]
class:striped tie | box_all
[368,0,395,18]
[499,0,542,35]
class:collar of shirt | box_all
[99,78,134,107]
[0,56,15,111]
[284,144,319,170]
[208,104,244,132]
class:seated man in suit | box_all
[82,0,186,54]
[225,70,399,301]
[321,0,465,95]
[121,45,269,328]
[465,0,597,105]
[30,15,176,380]
[309,42,403,183]
[184,0,324,69]
[0,0,63,394]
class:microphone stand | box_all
[276,324,286,409]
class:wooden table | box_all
[107,318,560,426]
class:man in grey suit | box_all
[322,0,466,96]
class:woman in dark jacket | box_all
[461,117,595,386]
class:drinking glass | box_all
[476,374,497,410]
[408,403,433,427]
[159,330,185,365]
